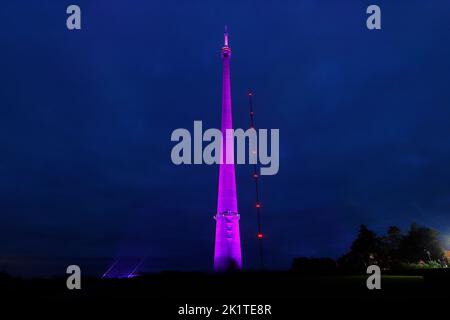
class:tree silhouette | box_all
[379,226,403,264]
[338,223,448,271]
[397,223,446,263]
[338,224,383,271]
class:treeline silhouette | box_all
[293,223,449,273]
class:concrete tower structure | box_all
[213,26,242,272]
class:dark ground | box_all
[1,270,449,317]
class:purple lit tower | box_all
[214,26,242,272]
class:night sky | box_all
[1,1,450,277]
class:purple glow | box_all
[102,257,144,279]
[214,28,242,272]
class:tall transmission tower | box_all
[214,26,242,272]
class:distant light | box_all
[256,203,261,208]
[257,233,264,239]
[253,173,259,179]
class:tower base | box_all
[214,211,242,272]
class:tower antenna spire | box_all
[224,25,229,47]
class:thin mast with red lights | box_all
[248,89,264,270]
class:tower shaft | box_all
[214,28,242,272]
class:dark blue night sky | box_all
[1,1,450,276]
